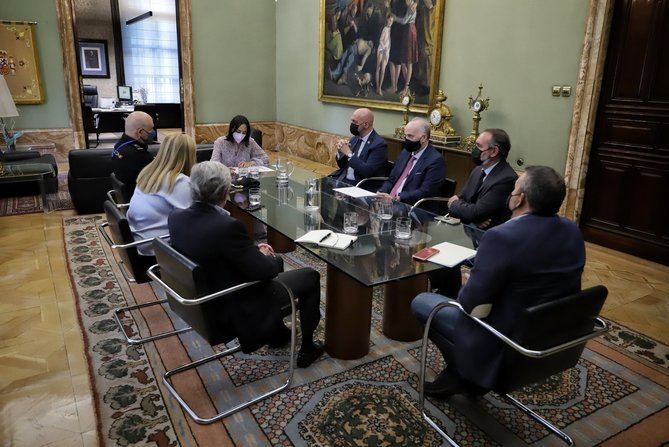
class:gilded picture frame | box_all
[319,0,446,113]
[0,22,44,105]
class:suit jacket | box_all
[452,213,585,389]
[448,159,518,227]
[168,202,284,353]
[111,134,154,194]
[378,144,446,204]
[330,130,388,185]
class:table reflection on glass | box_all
[227,165,480,359]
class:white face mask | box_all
[232,132,245,144]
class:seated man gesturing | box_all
[168,161,324,367]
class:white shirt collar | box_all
[411,145,428,161]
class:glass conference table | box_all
[226,164,479,360]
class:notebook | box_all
[427,242,477,268]
[295,230,358,250]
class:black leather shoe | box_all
[296,341,325,368]
[423,369,467,397]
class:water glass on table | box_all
[395,217,412,239]
[249,166,260,179]
[304,179,320,211]
[249,188,261,206]
[377,196,393,220]
[344,211,358,234]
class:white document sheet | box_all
[428,242,477,268]
[332,186,378,198]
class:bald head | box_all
[350,108,375,137]
[405,118,430,150]
[125,111,154,141]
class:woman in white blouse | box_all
[127,133,196,255]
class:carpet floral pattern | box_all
[64,216,669,446]
[0,171,73,215]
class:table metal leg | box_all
[382,274,428,342]
[325,264,372,360]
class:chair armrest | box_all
[146,264,297,308]
[98,222,169,250]
[107,190,130,209]
[1,151,41,162]
[423,299,609,359]
[355,177,388,188]
[409,197,451,214]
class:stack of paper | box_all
[295,230,357,250]
[427,242,477,268]
[332,186,378,198]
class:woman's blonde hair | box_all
[136,133,196,194]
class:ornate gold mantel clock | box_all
[428,90,459,144]
[460,83,490,152]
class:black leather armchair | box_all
[0,149,59,194]
[68,143,215,214]
[83,84,99,108]
[82,105,100,148]
[416,286,609,446]
[146,237,297,424]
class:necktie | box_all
[390,155,417,197]
[340,139,363,181]
[470,171,487,202]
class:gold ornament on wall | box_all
[460,83,490,152]
[428,89,459,145]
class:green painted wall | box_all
[1,0,70,129]
[276,0,589,173]
[191,0,276,124]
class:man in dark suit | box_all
[329,108,388,188]
[111,111,155,196]
[377,118,446,205]
[169,161,325,368]
[447,128,518,228]
[412,166,585,395]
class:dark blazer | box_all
[378,144,446,204]
[448,159,518,227]
[329,130,388,185]
[111,134,154,193]
[452,213,585,389]
[168,202,284,353]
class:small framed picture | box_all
[78,39,110,78]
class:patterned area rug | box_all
[63,216,669,446]
[0,172,73,216]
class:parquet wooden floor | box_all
[0,153,667,446]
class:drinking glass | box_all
[344,212,358,234]
[249,166,260,179]
[378,197,393,220]
[249,188,261,206]
[238,166,248,178]
[395,217,412,239]
[304,179,320,211]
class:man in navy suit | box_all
[412,166,585,395]
[377,118,446,204]
[330,108,388,188]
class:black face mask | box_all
[350,122,360,136]
[471,146,483,166]
[403,138,422,152]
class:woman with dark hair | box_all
[211,115,269,168]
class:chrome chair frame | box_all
[106,189,130,209]
[418,299,609,447]
[98,222,187,345]
[355,176,388,189]
[409,197,451,215]
[147,264,298,425]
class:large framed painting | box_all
[78,39,110,79]
[319,0,446,113]
[0,22,44,105]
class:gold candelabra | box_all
[459,83,490,152]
